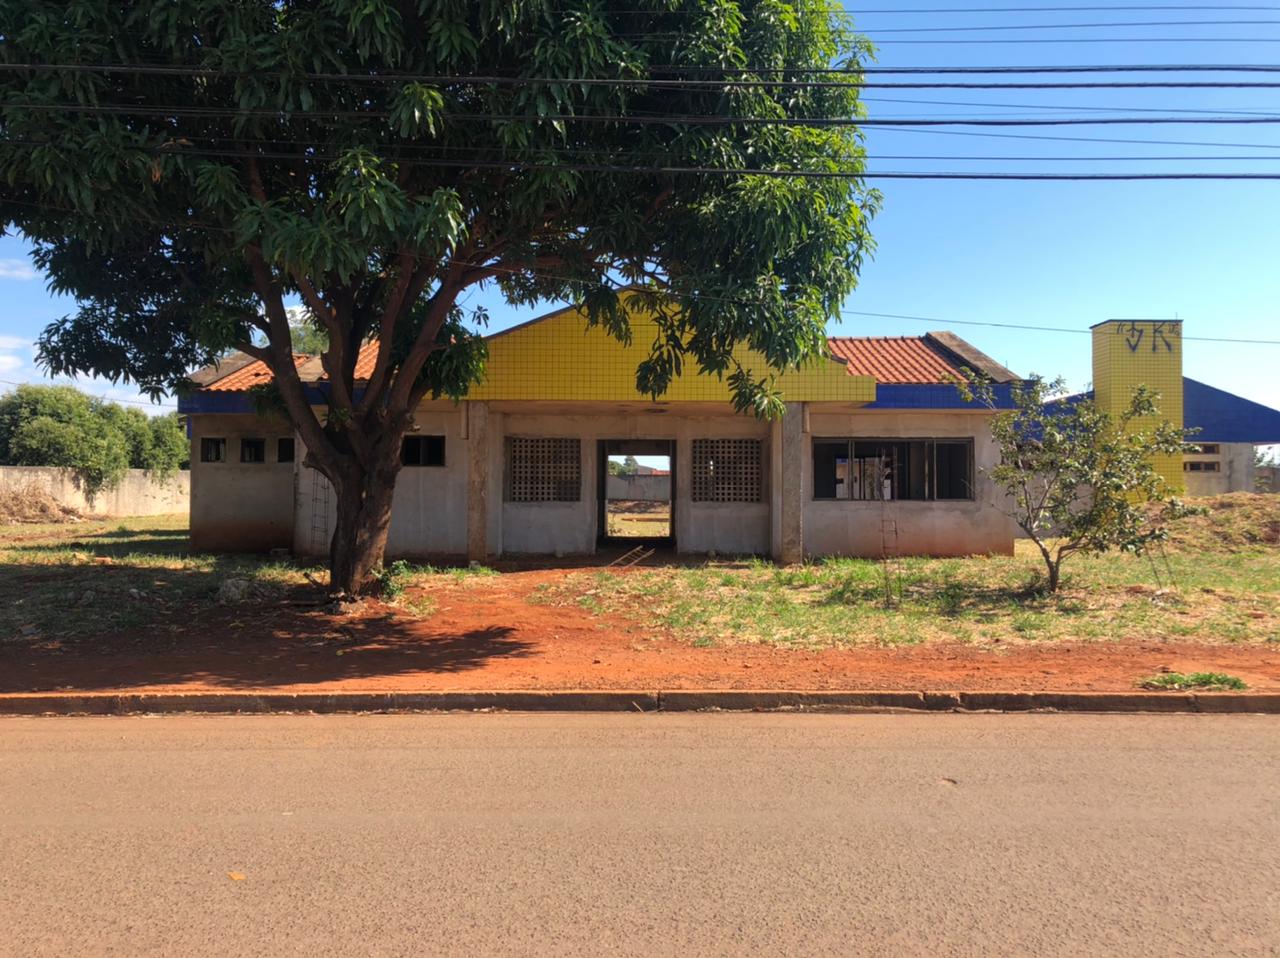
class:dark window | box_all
[402,435,446,467]
[200,437,226,463]
[813,438,974,501]
[1194,444,1221,455]
[933,441,972,500]
[240,438,266,463]
[691,439,763,503]
[1184,460,1220,473]
[506,437,580,502]
[812,440,846,500]
[277,437,295,463]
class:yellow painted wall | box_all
[467,299,876,405]
[1091,320,1184,493]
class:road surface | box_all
[1,713,1277,956]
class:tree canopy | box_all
[1,0,878,590]
[0,384,188,496]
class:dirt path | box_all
[4,569,1279,694]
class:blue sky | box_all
[1,7,1278,427]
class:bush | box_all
[0,384,188,497]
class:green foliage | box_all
[0,384,187,496]
[3,0,877,413]
[1140,672,1247,691]
[2,0,878,588]
[609,455,640,477]
[956,373,1194,592]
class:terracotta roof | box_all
[826,336,964,384]
[353,341,378,380]
[200,354,310,391]
[193,333,1013,391]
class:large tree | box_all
[1,0,878,593]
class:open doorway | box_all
[598,439,675,545]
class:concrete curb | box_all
[1,689,1278,716]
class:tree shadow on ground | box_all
[0,532,538,692]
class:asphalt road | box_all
[1,713,1277,957]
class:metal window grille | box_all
[506,437,581,502]
[691,438,762,503]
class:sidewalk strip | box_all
[1,689,1278,715]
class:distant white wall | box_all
[606,473,671,501]
[0,465,188,517]
[1183,443,1256,496]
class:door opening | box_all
[598,439,675,545]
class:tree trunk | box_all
[1046,560,1061,593]
[328,455,401,596]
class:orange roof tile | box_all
[825,336,963,384]
[196,335,979,391]
[203,354,310,391]
[352,341,378,380]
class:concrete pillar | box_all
[776,401,805,564]
[466,401,491,561]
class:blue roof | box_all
[1184,377,1280,444]
[1054,379,1280,444]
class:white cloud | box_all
[0,354,24,373]
[0,260,38,281]
[0,335,30,351]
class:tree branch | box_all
[244,243,337,475]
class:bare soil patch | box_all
[0,482,82,524]
[3,498,1279,696]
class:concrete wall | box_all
[0,465,188,517]
[1183,443,1256,496]
[294,404,470,559]
[189,401,1018,561]
[605,474,671,502]
[496,405,771,556]
[190,414,295,552]
[802,408,1015,558]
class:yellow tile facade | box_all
[1091,320,1184,493]
[467,299,876,405]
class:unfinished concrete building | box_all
[180,306,1280,561]
[181,299,1022,561]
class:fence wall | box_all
[0,466,190,517]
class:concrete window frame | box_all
[812,437,975,503]
[199,437,226,463]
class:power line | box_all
[436,257,1280,346]
[19,131,1280,162]
[9,60,1280,90]
[597,5,1280,12]
[868,124,1280,147]
[4,200,1277,348]
[6,140,1280,178]
[844,19,1280,32]
[9,61,1280,79]
[9,101,1280,125]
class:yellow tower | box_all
[1091,319,1184,493]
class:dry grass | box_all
[0,482,82,524]
[605,499,670,538]
[536,494,1280,649]
[1157,493,1280,551]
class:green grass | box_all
[1139,672,1248,691]
[532,527,1280,649]
[0,514,323,643]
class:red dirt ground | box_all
[4,569,1279,695]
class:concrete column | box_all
[776,402,805,564]
[466,401,491,561]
